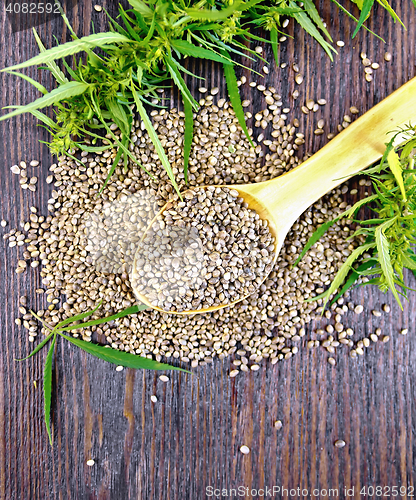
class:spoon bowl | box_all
[132,76,416,315]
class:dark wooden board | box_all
[0,1,415,499]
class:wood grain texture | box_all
[0,1,415,499]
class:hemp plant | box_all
[18,301,190,445]
[295,124,416,310]
[3,0,409,192]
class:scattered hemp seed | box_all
[274,420,283,430]
[400,329,408,335]
[328,357,336,366]
[0,220,7,227]
[350,106,359,114]
[115,365,124,372]
[382,336,390,343]
[295,74,303,85]
[86,459,95,466]
[382,304,391,313]
[384,52,392,62]
[93,4,102,12]
[11,165,20,175]
[240,445,250,455]
[354,305,364,314]
[306,99,315,110]
[159,375,169,382]
[334,440,346,448]
[336,40,345,47]
[151,395,158,403]
[30,160,39,167]
[372,310,382,317]
[229,370,239,377]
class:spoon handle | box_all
[247,76,416,238]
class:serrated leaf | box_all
[59,333,191,372]
[402,253,416,270]
[222,50,254,148]
[301,0,333,41]
[341,193,379,218]
[54,300,103,331]
[289,1,336,60]
[30,110,57,129]
[387,149,407,201]
[352,0,375,38]
[0,81,89,122]
[76,143,110,153]
[15,332,55,361]
[127,0,153,17]
[132,88,181,198]
[3,33,132,72]
[165,56,199,111]
[329,0,385,40]
[375,217,402,308]
[185,0,262,20]
[99,137,126,194]
[329,259,378,304]
[58,304,149,332]
[118,5,142,42]
[401,137,416,159]
[5,71,48,94]
[105,98,130,137]
[32,28,68,84]
[293,218,339,267]
[376,0,404,25]
[322,242,376,309]
[171,39,232,65]
[183,97,193,184]
[44,334,57,446]
[270,28,279,67]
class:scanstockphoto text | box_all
[205,485,415,498]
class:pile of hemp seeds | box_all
[3,78,400,374]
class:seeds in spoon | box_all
[131,187,275,312]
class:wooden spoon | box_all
[132,76,416,315]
